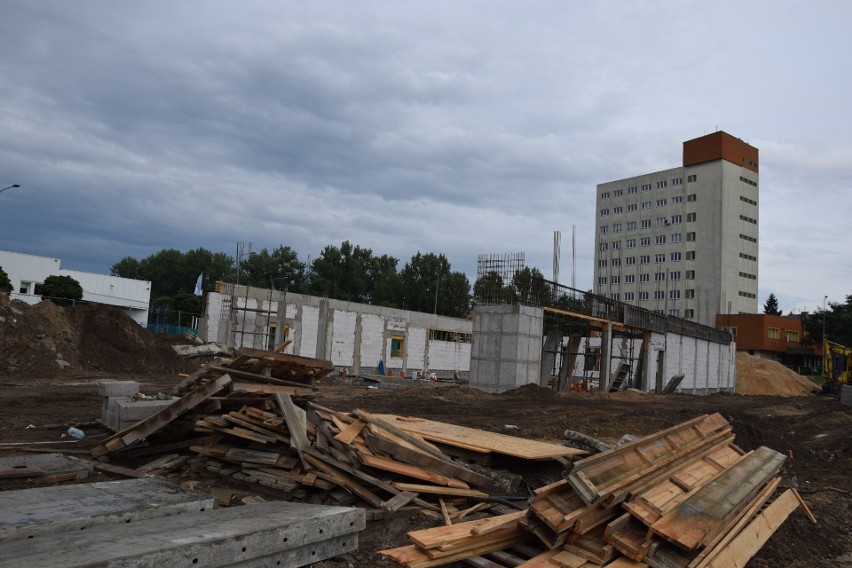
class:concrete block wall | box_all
[98,381,176,432]
[469,304,544,394]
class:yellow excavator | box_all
[823,339,852,394]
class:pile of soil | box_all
[736,352,817,396]
[0,295,189,375]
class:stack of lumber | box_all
[382,413,807,568]
[90,353,582,517]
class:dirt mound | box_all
[0,295,188,375]
[501,383,558,399]
[736,352,817,396]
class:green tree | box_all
[804,295,852,346]
[369,254,402,308]
[400,252,470,316]
[172,292,205,315]
[239,246,306,292]
[110,256,142,280]
[473,271,511,305]
[308,241,375,302]
[0,266,11,294]
[41,275,83,305]
[441,271,472,317]
[512,267,550,306]
[763,293,782,316]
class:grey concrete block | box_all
[0,478,214,542]
[0,501,365,568]
[116,398,175,421]
[97,380,139,397]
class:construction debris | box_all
[381,413,807,568]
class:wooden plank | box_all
[334,418,367,445]
[355,410,451,462]
[91,375,232,458]
[703,489,799,568]
[375,414,586,461]
[470,510,527,536]
[359,453,469,488]
[393,482,489,498]
[276,392,309,454]
[650,446,785,551]
[383,491,419,512]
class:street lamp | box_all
[0,183,21,195]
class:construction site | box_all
[0,285,850,568]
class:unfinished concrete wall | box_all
[203,290,471,376]
[469,304,543,394]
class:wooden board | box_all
[375,414,586,461]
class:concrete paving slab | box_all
[0,453,92,481]
[0,478,214,542]
[0,501,365,568]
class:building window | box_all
[672,195,683,203]
[768,327,780,340]
[686,271,695,280]
[613,206,623,214]
[598,276,607,285]
[612,258,621,267]
[627,204,637,212]
[598,259,607,268]
[655,254,666,263]
[739,214,757,224]
[670,271,681,280]
[669,308,680,316]
[626,257,636,265]
[739,272,757,280]
[391,336,406,358]
[657,181,667,189]
[628,186,637,194]
[654,272,666,282]
[740,234,758,243]
[672,233,682,243]
[624,292,635,301]
[739,291,757,299]
[640,255,650,265]
[655,235,666,245]
[740,252,757,261]
[600,226,608,234]
[670,252,682,261]
[642,201,651,209]
[429,329,472,343]
[611,276,620,284]
[669,290,681,299]
[685,289,695,298]
[627,221,637,230]
[625,275,635,283]
[786,330,800,342]
[687,194,697,202]
[686,232,696,241]
[639,292,649,301]
[654,291,665,300]
[686,251,696,260]
[672,177,683,186]
[641,237,651,246]
[685,309,695,318]
[601,192,610,200]
[656,199,667,207]
[740,195,758,205]
[642,184,651,192]
[687,212,697,222]
[671,214,683,224]
[626,239,636,248]
[612,241,621,249]
[611,293,620,301]
[640,274,650,282]
[613,189,624,197]
[687,174,697,182]
[641,219,652,229]
[600,242,608,251]
[613,223,622,232]
[739,176,758,187]
[656,217,667,227]
[600,209,610,216]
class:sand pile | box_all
[736,352,816,396]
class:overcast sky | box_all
[1,1,850,314]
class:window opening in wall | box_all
[768,327,780,340]
[266,322,277,350]
[429,329,472,343]
[786,330,799,342]
[391,335,406,358]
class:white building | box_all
[0,249,151,325]
[201,284,472,377]
[593,131,759,327]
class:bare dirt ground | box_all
[0,298,849,567]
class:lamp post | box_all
[822,295,828,342]
[0,183,21,195]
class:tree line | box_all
[109,243,474,318]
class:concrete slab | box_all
[0,501,365,568]
[0,478,214,542]
[115,398,175,421]
[0,453,92,481]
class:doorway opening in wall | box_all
[266,323,277,350]
[391,336,405,358]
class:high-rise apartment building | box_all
[593,131,759,327]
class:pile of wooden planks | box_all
[382,413,809,568]
[90,352,582,518]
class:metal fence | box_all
[146,305,201,335]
